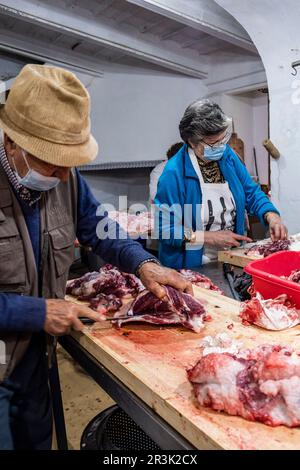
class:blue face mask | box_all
[203,143,226,161]
[14,151,60,192]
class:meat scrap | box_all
[113,285,207,333]
[286,269,300,284]
[108,211,153,235]
[200,333,242,356]
[240,292,299,330]
[245,239,291,257]
[187,344,300,427]
[178,269,223,294]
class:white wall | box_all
[75,65,207,205]
[216,0,300,233]
[252,92,269,184]
[221,93,254,173]
[87,69,207,164]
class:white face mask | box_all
[13,150,60,192]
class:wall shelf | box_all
[78,160,164,171]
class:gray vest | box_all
[0,166,78,382]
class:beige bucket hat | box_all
[0,64,98,167]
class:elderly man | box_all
[0,64,191,450]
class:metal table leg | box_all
[49,352,68,450]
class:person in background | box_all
[149,142,183,203]
[154,99,287,269]
[0,65,191,450]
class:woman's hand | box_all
[264,212,288,241]
[204,231,252,249]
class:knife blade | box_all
[103,316,132,322]
[79,316,131,324]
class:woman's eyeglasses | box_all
[199,121,232,149]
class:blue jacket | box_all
[154,144,279,269]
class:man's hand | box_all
[264,212,288,241]
[44,299,103,336]
[204,231,252,249]
[138,262,193,300]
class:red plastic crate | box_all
[244,251,300,308]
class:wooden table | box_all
[218,247,260,268]
[57,287,300,450]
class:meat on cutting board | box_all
[66,264,143,299]
[89,293,122,316]
[113,285,207,333]
[188,344,300,427]
[239,292,300,330]
[245,239,291,257]
[178,269,223,294]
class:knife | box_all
[79,316,131,324]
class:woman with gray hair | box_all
[154,99,286,268]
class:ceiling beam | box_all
[126,0,257,53]
[0,1,208,78]
[0,28,104,77]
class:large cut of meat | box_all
[66,264,143,300]
[187,344,300,427]
[178,269,223,294]
[113,285,207,332]
[245,239,291,257]
[239,292,299,330]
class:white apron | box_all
[189,149,236,264]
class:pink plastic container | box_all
[244,251,300,308]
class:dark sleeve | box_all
[0,293,46,332]
[75,170,157,273]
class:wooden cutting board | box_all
[218,234,300,268]
[65,288,300,450]
[218,248,260,268]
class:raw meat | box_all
[178,269,223,294]
[287,269,300,283]
[113,285,207,333]
[187,344,300,427]
[88,293,122,316]
[200,333,242,356]
[66,264,143,300]
[239,292,299,330]
[245,239,291,257]
[66,271,100,297]
[108,211,153,235]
